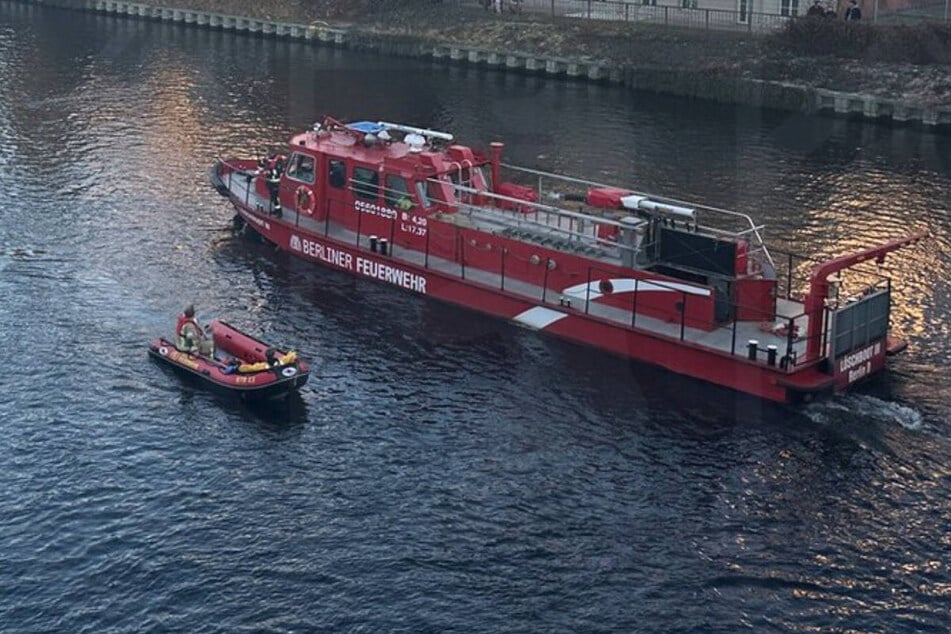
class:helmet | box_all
[184,304,195,317]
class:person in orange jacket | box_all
[176,304,206,354]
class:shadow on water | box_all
[234,390,310,429]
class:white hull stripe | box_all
[513,306,569,330]
[562,278,712,302]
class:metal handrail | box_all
[500,163,776,268]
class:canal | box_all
[1,3,949,631]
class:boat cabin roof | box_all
[287,119,483,176]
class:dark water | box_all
[1,3,949,632]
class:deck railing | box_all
[342,202,810,371]
[221,164,847,372]
[500,163,775,269]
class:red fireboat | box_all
[210,117,923,403]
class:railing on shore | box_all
[457,0,950,26]
[460,0,795,32]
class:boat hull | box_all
[148,323,310,401]
[229,205,838,404]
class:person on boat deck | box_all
[266,167,281,215]
[176,304,212,355]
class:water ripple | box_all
[0,3,949,633]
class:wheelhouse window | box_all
[425,176,456,205]
[384,174,412,207]
[780,0,799,16]
[415,181,431,208]
[352,166,379,201]
[328,160,346,189]
[286,152,315,184]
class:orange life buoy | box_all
[295,185,315,215]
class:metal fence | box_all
[555,1,795,31]
[478,0,795,30]
[469,0,796,31]
[466,0,950,28]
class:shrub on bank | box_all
[768,19,951,64]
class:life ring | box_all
[158,346,168,356]
[281,366,297,377]
[295,186,315,215]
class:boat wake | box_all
[803,393,924,431]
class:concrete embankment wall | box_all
[16,0,951,129]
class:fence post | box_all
[631,278,639,327]
[785,317,796,367]
[705,8,709,28]
[424,226,431,268]
[587,0,591,18]
[786,252,793,300]
[945,0,949,21]
[500,248,506,291]
[731,313,738,355]
[664,5,668,24]
[748,10,752,31]
[542,258,551,303]
[585,268,592,314]
[551,0,555,17]
[460,233,466,280]
[389,214,396,252]
[625,2,630,21]
[680,293,687,340]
